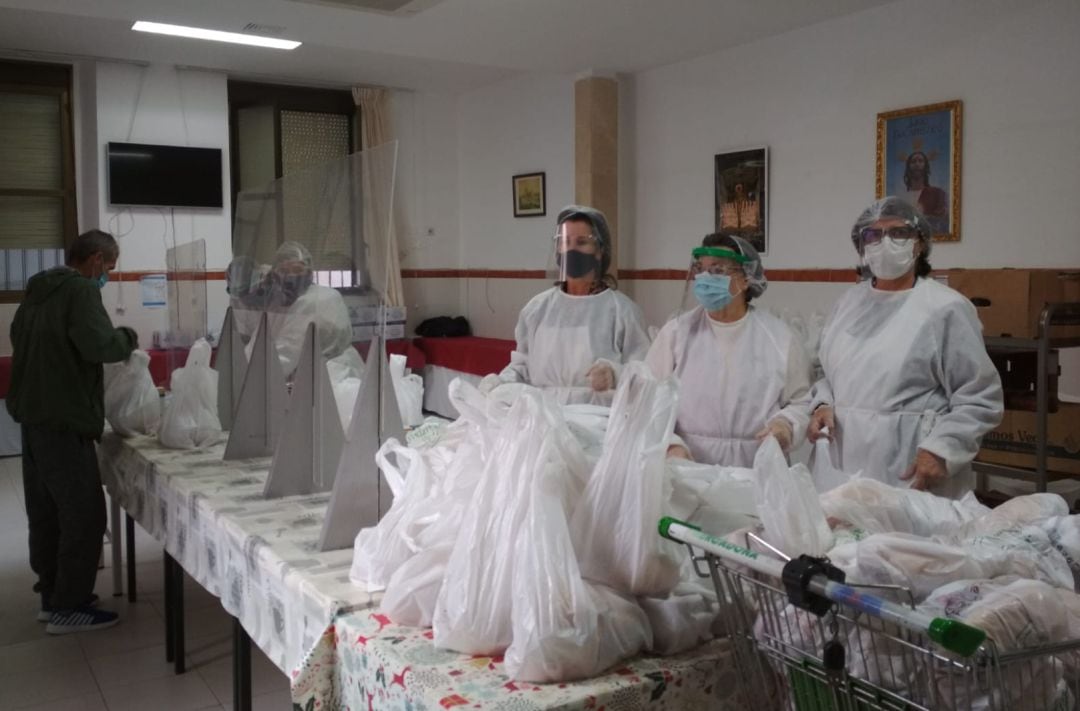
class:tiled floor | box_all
[0,456,292,710]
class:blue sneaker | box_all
[38,593,99,622]
[46,606,119,635]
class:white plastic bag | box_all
[810,432,853,494]
[754,436,833,557]
[504,425,651,681]
[846,527,1073,601]
[104,350,161,437]
[380,546,450,627]
[639,593,714,656]
[433,391,555,655]
[571,362,683,597]
[158,340,222,449]
[820,478,989,538]
[956,493,1069,539]
[389,354,424,428]
[350,439,435,590]
[668,459,758,535]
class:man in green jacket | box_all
[8,229,137,634]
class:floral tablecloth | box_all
[329,612,748,711]
[97,433,376,707]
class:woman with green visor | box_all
[646,233,812,466]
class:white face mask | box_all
[863,237,917,280]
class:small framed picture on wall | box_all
[876,100,962,241]
[512,172,546,217]
[714,147,768,254]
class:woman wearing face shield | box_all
[646,233,812,466]
[807,197,1003,497]
[486,205,651,405]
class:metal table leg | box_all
[233,617,252,711]
[172,556,186,674]
[125,514,136,603]
[164,554,175,664]
[110,497,123,597]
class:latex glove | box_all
[666,444,693,461]
[586,361,616,392]
[478,373,502,394]
[807,405,835,442]
[899,449,948,491]
[755,418,794,453]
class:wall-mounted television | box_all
[107,142,223,208]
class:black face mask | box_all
[557,249,599,279]
[275,273,312,306]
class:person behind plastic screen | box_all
[646,233,812,465]
[8,229,138,634]
[806,197,1003,497]
[484,205,651,405]
[259,241,363,380]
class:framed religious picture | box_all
[876,100,962,241]
[512,172,546,217]
[714,147,768,253]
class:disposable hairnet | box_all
[273,241,314,272]
[850,197,933,258]
[556,205,611,251]
[725,234,767,298]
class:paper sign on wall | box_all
[140,274,167,308]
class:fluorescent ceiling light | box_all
[132,21,301,50]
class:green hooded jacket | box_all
[7,267,137,438]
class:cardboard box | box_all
[977,402,1080,475]
[938,269,1080,339]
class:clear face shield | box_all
[546,220,606,286]
[679,246,752,317]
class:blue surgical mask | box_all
[693,273,734,311]
[96,272,109,290]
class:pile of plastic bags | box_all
[751,462,1080,709]
[103,349,161,437]
[351,363,758,682]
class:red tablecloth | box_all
[413,336,515,377]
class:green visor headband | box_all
[692,246,749,264]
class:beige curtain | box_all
[353,87,404,307]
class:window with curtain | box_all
[228,82,358,288]
[0,61,76,300]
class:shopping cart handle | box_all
[929,617,986,657]
[658,516,699,540]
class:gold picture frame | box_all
[512,172,546,218]
[876,100,962,242]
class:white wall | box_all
[91,62,232,346]
[457,73,575,270]
[94,62,232,271]
[394,89,461,271]
[630,0,1080,272]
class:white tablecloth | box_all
[96,433,376,703]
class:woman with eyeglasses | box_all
[807,197,1002,497]
[646,233,812,466]
[485,205,651,405]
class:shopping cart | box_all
[660,517,1080,711]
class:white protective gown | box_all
[811,278,1003,498]
[499,287,651,405]
[647,306,812,467]
[239,284,364,380]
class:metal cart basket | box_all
[661,517,1080,711]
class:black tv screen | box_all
[107,142,223,208]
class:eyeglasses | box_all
[690,262,742,277]
[553,233,598,250]
[858,225,918,246]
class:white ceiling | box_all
[0,0,897,92]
